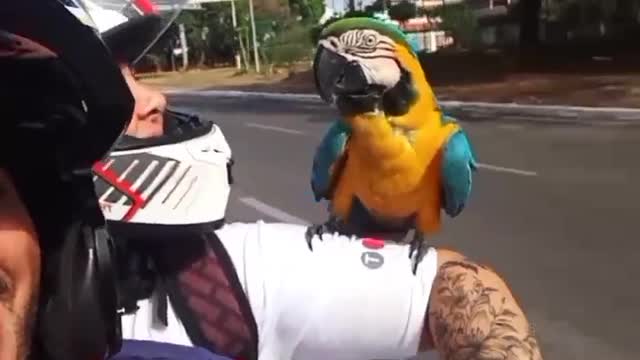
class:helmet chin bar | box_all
[93,108,232,235]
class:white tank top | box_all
[122,221,439,360]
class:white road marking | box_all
[245,122,305,135]
[238,197,311,225]
[246,122,537,177]
[477,162,539,177]
[496,123,525,130]
[167,89,323,102]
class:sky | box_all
[324,0,369,14]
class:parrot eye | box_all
[364,34,377,47]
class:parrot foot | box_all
[305,217,338,251]
[305,225,324,251]
[408,230,427,275]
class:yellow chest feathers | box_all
[341,115,458,214]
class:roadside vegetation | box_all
[138,0,640,108]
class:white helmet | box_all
[93,109,234,238]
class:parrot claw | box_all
[305,225,324,251]
[408,230,427,275]
[305,217,339,251]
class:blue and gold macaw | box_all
[308,17,478,274]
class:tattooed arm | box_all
[427,249,543,360]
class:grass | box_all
[139,62,640,108]
[138,67,291,91]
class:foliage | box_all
[290,0,325,23]
[262,22,314,68]
[364,0,391,13]
[309,24,324,45]
[140,0,328,72]
[339,9,376,18]
[347,0,356,12]
[428,2,478,49]
[388,0,417,24]
[530,0,640,40]
[150,2,239,68]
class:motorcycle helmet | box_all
[83,0,233,238]
[0,0,135,359]
[94,109,234,238]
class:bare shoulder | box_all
[427,248,543,360]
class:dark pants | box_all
[111,340,233,360]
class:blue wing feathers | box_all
[311,120,351,201]
[441,126,477,217]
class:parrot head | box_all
[313,17,434,118]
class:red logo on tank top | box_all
[362,238,385,250]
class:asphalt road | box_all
[171,95,640,360]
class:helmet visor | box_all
[81,0,188,64]
[60,0,101,32]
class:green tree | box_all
[348,0,356,12]
[365,0,391,13]
[165,3,239,68]
[262,22,314,73]
[429,2,477,49]
[519,0,542,48]
[143,0,327,71]
[388,0,417,24]
[290,0,324,23]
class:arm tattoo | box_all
[429,260,543,360]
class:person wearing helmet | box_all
[0,1,230,360]
[0,172,40,360]
[0,1,133,359]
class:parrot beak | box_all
[314,46,385,115]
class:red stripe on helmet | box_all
[92,160,146,222]
[133,0,157,14]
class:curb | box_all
[166,89,640,126]
[166,89,322,102]
[441,100,640,126]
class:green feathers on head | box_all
[319,17,416,57]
